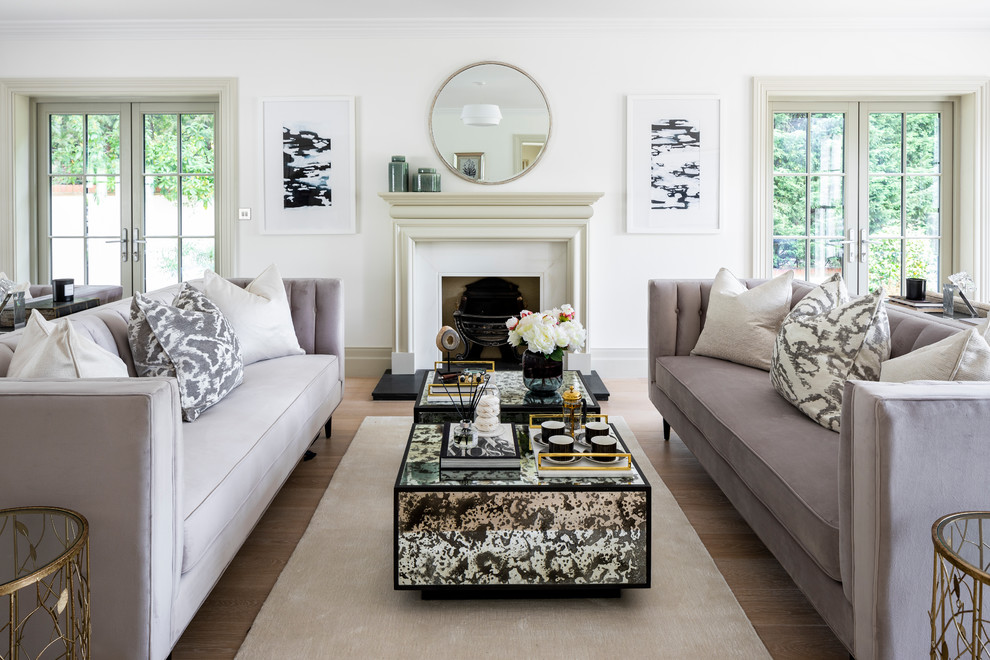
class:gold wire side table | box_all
[0,507,90,660]
[932,511,990,659]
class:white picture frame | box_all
[626,95,720,234]
[262,96,356,234]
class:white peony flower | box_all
[508,304,585,356]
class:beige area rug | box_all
[235,416,770,659]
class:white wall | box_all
[1,23,988,376]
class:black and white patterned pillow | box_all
[770,274,891,432]
[128,284,244,422]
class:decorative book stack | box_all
[438,423,520,470]
[886,296,943,313]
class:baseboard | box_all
[344,347,392,378]
[591,348,648,379]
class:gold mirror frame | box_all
[429,61,552,185]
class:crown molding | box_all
[1,17,988,41]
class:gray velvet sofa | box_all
[649,277,990,660]
[0,278,344,659]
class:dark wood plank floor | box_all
[172,377,848,659]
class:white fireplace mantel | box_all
[380,192,604,373]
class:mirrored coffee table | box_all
[413,369,600,424]
[394,423,651,596]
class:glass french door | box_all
[771,102,952,296]
[39,102,216,295]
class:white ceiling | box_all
[3,0,990,22]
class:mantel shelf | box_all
[379,192,604,207]
[380,192,604,221]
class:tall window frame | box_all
[0,78,237,285]
[768,100,954,296]
[753,77,990,298]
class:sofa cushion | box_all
[771,274,890,431]
[691,268,794,370]
[8,310,128,378]
[881,317,990,381]
[657,354,842,580]
[179,353,340,574]
[201,265,304,365]
[129,285,244,422]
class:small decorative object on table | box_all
[52,278,74,302]
[946,271,979,318]
[0,276,26,330]
[506,304,586,394]
[905,277,927,301]
[561,385,584,438]
[434,364,489,447]
[474,383,501,437]
[434,326,464,380]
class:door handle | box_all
[132,228,147,262]
[105,228,128,262]
[858,229,877,264]
[824,229,858,263]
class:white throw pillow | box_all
[880,318,990,382]
[202,264,304,365]
[8,310,128,378]
[770,273,891,432]
[691,268,795,371]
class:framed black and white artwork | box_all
[262,97,356,234]
[626,95,720,234]
[454,152,484,181]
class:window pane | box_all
[51,238,84,281]
[182,176,214,236]
[869,113,902,173]
[868,238,902,295]
[773,113,807,173]
[810,239,843,284]
[144,238,178,292]
[180,114,214,174]
[773,238,806,280]
[773,176,806,235]
[50,176,84,236]
[868,176,901,236]
[144,114,178,173]
[85,176,120,237]
[905,176,939,237]
[50,115,84,174]
[906,113,939,174]
[810,176,843,236]
[810,113,843,173]
[85,238,122,286]
[86,114,120,175]
[905,239,939,287]
[181,238,214,281]
[145,176,178,236]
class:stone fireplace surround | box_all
[380,192,603,373]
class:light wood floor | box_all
[172,377,848,659]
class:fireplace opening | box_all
[441,276,540,364]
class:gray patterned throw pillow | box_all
[128,284,244,422]
[770,274,891,432]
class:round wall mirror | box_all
[429,62,551,185]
